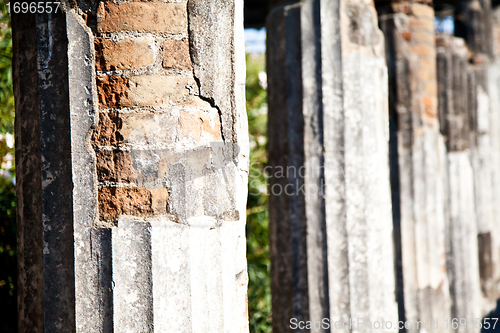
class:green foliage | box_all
[0,7,13,134]
[246,53,271,333]
[0,5,16,333]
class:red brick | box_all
[97,75,210,108]
[96,37,154,71]
[97,1,187,33]
[408,44,435,57]
[409,17,434,31]
[163,39,192,70]
[95,149,135,183]
[98,187,154,221]
[92,112,124,146]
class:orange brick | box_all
[419,57,436,71]
[96,75,211,109]
[96,75,130,109]
[179,111,222,141]
[98,187,153,221]
[93,112,180,145]
[95,149,135,183]
[401,31,413,42]
[424,83,438,95]
[390,0,432,13]
[180,111,202,141]
[97,1,187,33]
[423,96,437,118]
[413,31,435,45]
[92,112,124,146]
[391,2,411,14]
[409,17,434,31]
[96,37,154,71]
[494,27,500,57]
[199,112,222,140]
[98,186,169,221]
[408,44,435,57]
[418,68,436,82]
[163,40,192,70]
[410,3,434,18]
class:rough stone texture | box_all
[163,39,192,70]
[13,10,45,333]
[436,33,483,325]
[445,152,482,327]
[95,37,155,71]
[267,1,398,332]
[457,0,500,313]
[92,110,222,146]
[493,8,500,57]
[436,35,470,152]
[487,52,500,313]
[378,2,452,330]
[455,0,494,59]
[13,0,249,331]
[97,1,187,34]
[468,65,498,313]
[98,187,163,221]
[96,75,210,109]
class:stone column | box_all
[377,1,452,330]
[436,33,483,326]
[13,1,249,332]
[267,1,398,332]
[456,0,500,313]
[455,0,494,59]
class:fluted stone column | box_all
[489,9,500,307]
[13,1,249,332]
[456,0,500,313]
[267,1,398,332]
[377,2,452,330]
[436,34,483,326]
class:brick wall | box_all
[391,2,438,127]
[90,1,224,226]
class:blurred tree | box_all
[0,4,16,333]
[246,53,271,333]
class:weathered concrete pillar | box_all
[13,1,249,332]
[456,0,500,313]
[436,33,483,326]
[267,1,398,332]
[377,1,452,329]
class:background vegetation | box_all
[245,53,271,333]
[0,5,17,333]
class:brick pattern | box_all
[393,2,438,124]
[92,0,222,224]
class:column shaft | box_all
[377,2,452,329]
[13,1,249,332]
[456,0,500,313]
[268,1,398,332]
[436,34,483,324]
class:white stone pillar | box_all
[267,1,398,332]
